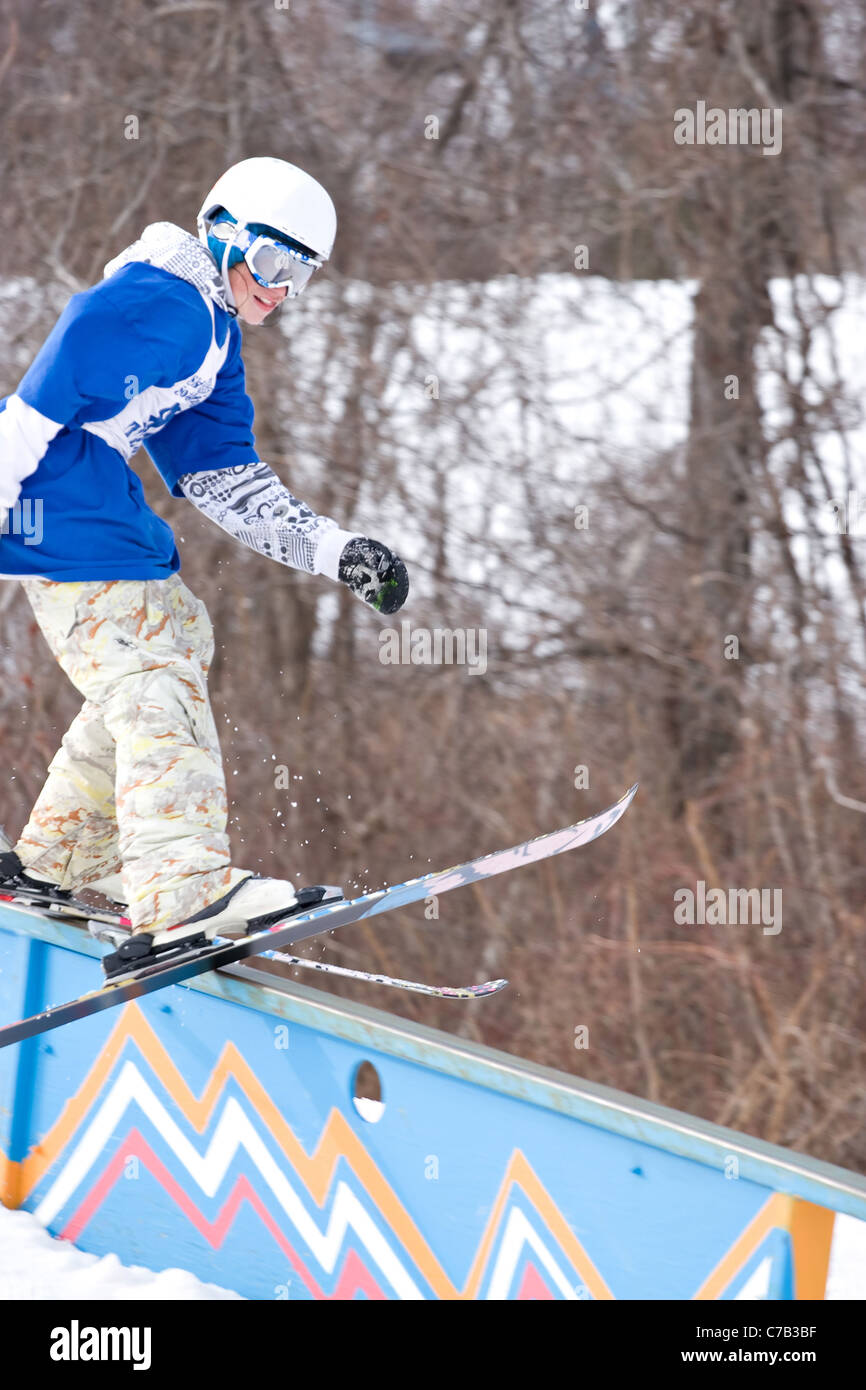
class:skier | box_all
[0,156,408,982]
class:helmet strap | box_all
[219,233,239,314]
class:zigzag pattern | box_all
[3,1005,796,1299]
[12,1005,612,1299]
[35,1062,428,1298]
[64,1131,389,1300]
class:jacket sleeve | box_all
[177,461,360,578]
[146,319,261,497]
[1,280,174,510]
[0,396,64,510]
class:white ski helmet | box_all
[197,156,337,304]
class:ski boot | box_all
[0,829,128,923]
[0,833,78,914]
[101,876,344,982]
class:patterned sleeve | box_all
[178,462,359,578]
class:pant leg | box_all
[21,575,248,931]
[16,697,122,888]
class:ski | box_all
[262,949,508,999]
[86,919,506,999]
[2,897,503,999]
[0,892,130,929]
[0,782,637,1048]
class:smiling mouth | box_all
[253,293,277,311]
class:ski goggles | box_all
[233,226,322,296]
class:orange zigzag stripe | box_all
[4,1003,612,1299]
[693,1192,790,1300]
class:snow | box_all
[353,1096,385,1123]
[824,1213,866,1300]
[0,1206,243,1300]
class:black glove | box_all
[338,537,409,614]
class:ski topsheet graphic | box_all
[0,783,638,1048]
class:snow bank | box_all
[0,1206,243,1300]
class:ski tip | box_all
[456,978,509,999]
[611,782,639,814]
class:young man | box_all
[0,156,408,981]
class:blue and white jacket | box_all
[0,223,355,581]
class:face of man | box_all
[228,261,288,324]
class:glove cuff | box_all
[313,527,364,581]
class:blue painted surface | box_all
[8,938,47,1164]
[1,903,864,1300]
[0,928,29,1163]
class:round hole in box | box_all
[351,1059,384,1123]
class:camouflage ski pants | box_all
[17,575,249,932]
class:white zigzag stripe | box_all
[34,1060,425,1299]
[734,1256,772,1299]
[486,1206,580,1300]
